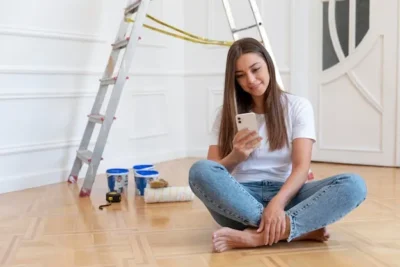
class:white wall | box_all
[0,0,186,194]
[184,0,294,157]
[0,0,313,194]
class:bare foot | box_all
[212,227,263,252]
[294,228,330,242]
[212,227,330,253]
[212,215,292,252]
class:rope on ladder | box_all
[126,14,256,47]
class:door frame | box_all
[289,0,312,99]
[290,0,322,162]
[397,0,400,167]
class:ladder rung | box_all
[87,114,116,124]
[100,77,117,86]
[100,75,129,86]
[125,0,142,15]
[77,150,103,164]
[232,23,260,34]
[112,37,130,50]
[77,150,92,164]
[88,114,105,124]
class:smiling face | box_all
[234,52,270,100]
[218,38,288,158]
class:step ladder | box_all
[67,0,151,197]
[221,0,284,89]
[68,0,280,197]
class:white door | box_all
[308,0,399,167]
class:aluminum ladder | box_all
[68,0,281,197]
[67,0,151,197]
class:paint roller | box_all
[144,186,194,203]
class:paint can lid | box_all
[135,170,159,178]
[133,164,154,170]
[106,168,129,174]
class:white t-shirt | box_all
[210,93,316,183]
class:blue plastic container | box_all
[107,168,129,193]
[134,170,159,196]
[133,164,154,175]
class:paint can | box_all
[106,168,129,193]
[134,170,159,196]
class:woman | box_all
[188,37,367,253]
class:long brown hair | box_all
[218,37,289,158]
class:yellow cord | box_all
[125,14,234,47]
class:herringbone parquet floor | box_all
[1,158,399,267]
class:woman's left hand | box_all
[257,197,286,245]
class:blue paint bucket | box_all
[135,170,159,196]
[133,164,154,175]
[107,168,129,193]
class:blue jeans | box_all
[188,159,367,242]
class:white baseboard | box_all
[0,168,71,195]
[0,149,188,195]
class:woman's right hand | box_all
[230,129,262,163]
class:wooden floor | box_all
[1,158,399,267]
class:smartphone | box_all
[235,112,259,132]
[235,112,260,147]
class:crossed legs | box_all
[188,160,367,252]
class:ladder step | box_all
[77,150,103,164]
[99,75,129,86]
[88,114,105,124]
[87,114,116,124]
[232,23,260,34]
[77,150,93,164]
[125,0,142,15]
[112,37,130,50]
[100,77,117,86]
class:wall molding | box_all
[0,67,290,77]
[0,139,96,156]
[207,87,223,134]
[0,149,187,194]
[315,145,383,153]
[0,92,97,100]
[0,65,102,76]
[184,68,291,77]
[129,90,169,140]
[0,168,71,195]
[0,24,106,43]
[184,71,226,77]
[0,65,187,76]
[138,42,167,49]
[131,90,168,96]
[130,132,169,140]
